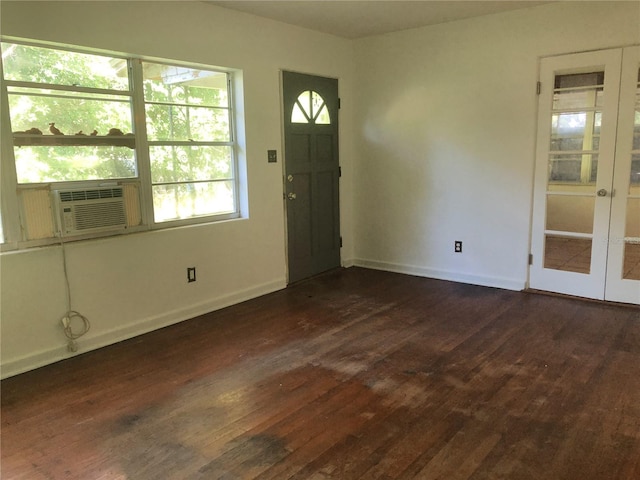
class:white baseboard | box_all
[353,258,525,292]
[341,257,355,268]
[1,278,286,379]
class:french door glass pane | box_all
[631,154,640,185]
[546,194,595,233]
[554,71,604,89]
[623,243,640,280]
[553,89,604,110]
[548,154,598,185]
[550,112,601,151]
[626,198,640,237]
[544,235,592,274]
[552,72,604,110]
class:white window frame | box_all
[0,38,244,250]
[135,59,240,227]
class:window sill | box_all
[0,214,247,253]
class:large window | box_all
[0,40,241,246]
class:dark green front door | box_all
[282,71,340,283]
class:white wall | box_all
[352,1,640,289]
[0,1,356,377]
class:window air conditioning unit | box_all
[52,187,127,236]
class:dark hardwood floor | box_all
[2,267,640,479]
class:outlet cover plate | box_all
[187,267,196,282]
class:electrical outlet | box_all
[454,241,463,253]
[187,267,196,283]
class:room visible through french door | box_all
[530,46,640,305]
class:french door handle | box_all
[287,192,297,200]
[597,189,608,197]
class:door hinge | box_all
[340,236,343,248]
[339,166,342,177]
[338,98,341,109]
[536,81,541,95]
[529,253,533,265]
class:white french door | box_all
[530,47,640,305]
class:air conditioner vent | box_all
[59,188,124,203]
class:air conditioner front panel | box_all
[54,187,127,236]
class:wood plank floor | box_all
[2,267,640,479]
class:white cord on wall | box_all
[59,235,90,352]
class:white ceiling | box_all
[206,1,551,39]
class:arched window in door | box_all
[291,90,331,124]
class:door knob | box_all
[597,189,608,197]
[287,192,297,200]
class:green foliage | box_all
[2,42,128,89]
